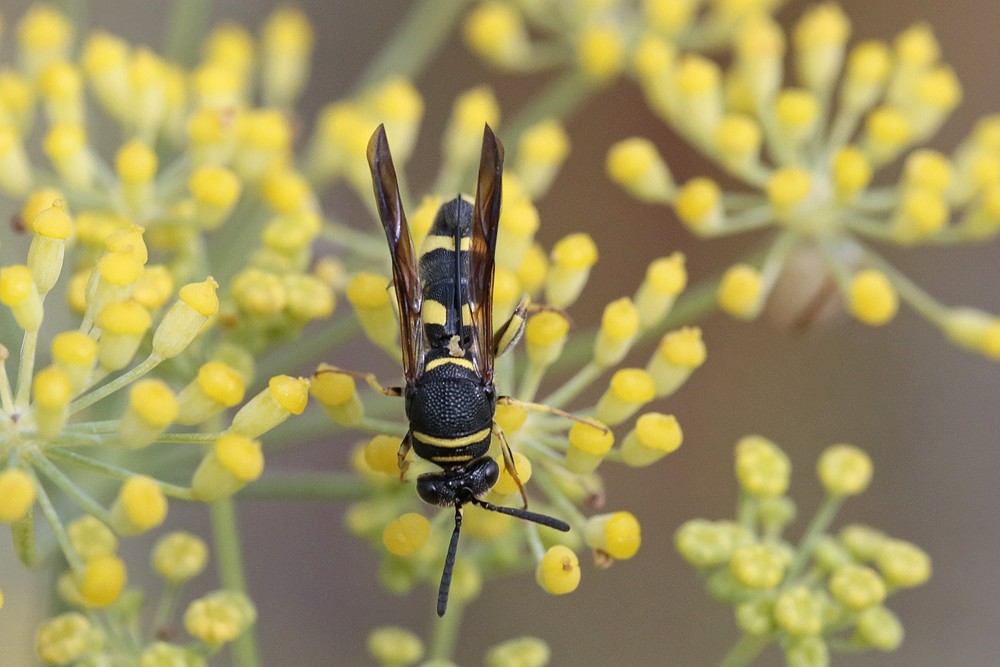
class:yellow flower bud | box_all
[347,272,398,353]
[646,326,706,396]
[77,554,127,608]
[464,1,529,68]
[941,307,1000,359]
[831,146,873,202]
[187,107,239,165]
[235,109,292,181]
[829,563,886,610]
[793,2,851,93]
[311,366,364,427]
[735,435,790,498]
[718,264,763,319]
[285,273,336,322]
[152,531,209,584]
[260,7,314,107]
[131,264,174,312]
[364,434,404,476]
[43,122,94,190]
[774,586,824,637]
[673,55,722,141]
[577,23,625,82]
[731,543,786,590]
[81,32,130,120]
[176,361,246,426]
[876,539,931,589]
[524,310,570,368]
[495,402,528,435]
[855,606,904,651]
[152,277,219,359]
[110,475,168,534]
[367,626,425,667]
[0,264,43,331]
[606,137,674,203]
[493,451,532,496]
[841,41,892,111]
[535,545,581,595]
[715,114,762,171]
[184,590,256,645]
[594,369,656,426]
[593,297,639,367]
[96,300,152,371]
[35,613,103,665]
[767,167,813,219]
[585,511,641,560]
[891,188,949,242]
[863,106,912,165]
[0,70,35,131]
[620,412,683,467]
[33,365,71,438]
[192,434,264,501]
[0,468,35,522]
[67,515,118,560]
[0,125,33,196]
[17,5,74,79]
[817,443,873,496]
[229,375,309,438]
[565,420,613,474]
[514,120,570,198]
[775,89,820,144]
[848,270,898,326]
[120,379,178,448]
[675,177,723,235]
[51,330,96,393]
[382,513,431,557]
[232,268,287,316]
[444,86,500,168]
[634,253,686,330]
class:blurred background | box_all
[1,0,999,665]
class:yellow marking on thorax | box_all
[462,304,473,326]
[412,427,491,449]
[421,234,471,254]
[425,356,474,372]
[422,299,448,326]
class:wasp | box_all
[363,123,574,616]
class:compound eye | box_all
[466,457,499,497]
[416,474,450,506]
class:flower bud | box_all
[545,233,598,309]
[67,515,118,560]
[0,468,35,523]
[43,122,94,190]
[485,637,551,667]
[633,253,686,330]
[646,326,706,397]
[152,531,209,584]
[817,443,873,496]
[311,366,364,427]
[829,563,886,610]
[51,331,97,394]
[382,513,431,557]
[606,137,673,203]
[347,273,399,353]
[152,278,219,359]
[675,178,723,235]
[120,379,178,448]
[0,126,34,197]
[35,613,103,665]
[730,543,786,590]
[718,264,764,319]
[229,375,308,438]
[565,420,613,474]
[735,435,791,498]
[176,362,246,426]
[594,369,656,426]
[367,626,424,667]
[77,554,127,608]
[593,297,639,367]
[33,366,71,438]
[97,300,152,371]
[876,538,931,588]
[535,545,581,595]
[854,606,904,651]
[774,586,825,637]
[0,265,44,331]
[620,412,682,467]
[184,590,256,645]
[464,2,529,69]
[191,434,264,502]
[260,7,313,107]
[525,310,570,368]
[110,475,167,534]
[585,511,641,560]
[493,451,532,496]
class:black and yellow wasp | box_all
[365,123,570,616]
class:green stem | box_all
[210,498,260,667]
[352,0,471,93]
[32,471,84,573]
[237,473,370,501]
[28,448,113,524]
[15,328,39,408]
[719,633,770,667]
[429,600,465,661]
[68,354,162,415]
[517,362,547,402]
[154,431,223,444]
[11,507,38,566]
[44,447,195,500]
[540,362,602,410]
[153,584,182,635]
[785,495,843,583]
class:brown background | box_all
[1,1,999,665]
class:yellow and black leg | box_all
[493,296,529,358]
[313,364,403,397]
[493,423,528,509]
[497,396,610,434]
[397,430,413,480]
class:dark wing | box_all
[367,124,422,383]
[468,123,504,383]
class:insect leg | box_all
[493,423,528,509]
[314,364,402,397]
[497,396,610,434]
[397,430,413,481]
[493,296,529,358]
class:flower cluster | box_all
[368,628,552,667]
[676,437,931,665]
[311,92,700,643]
[607,3,1000,357]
